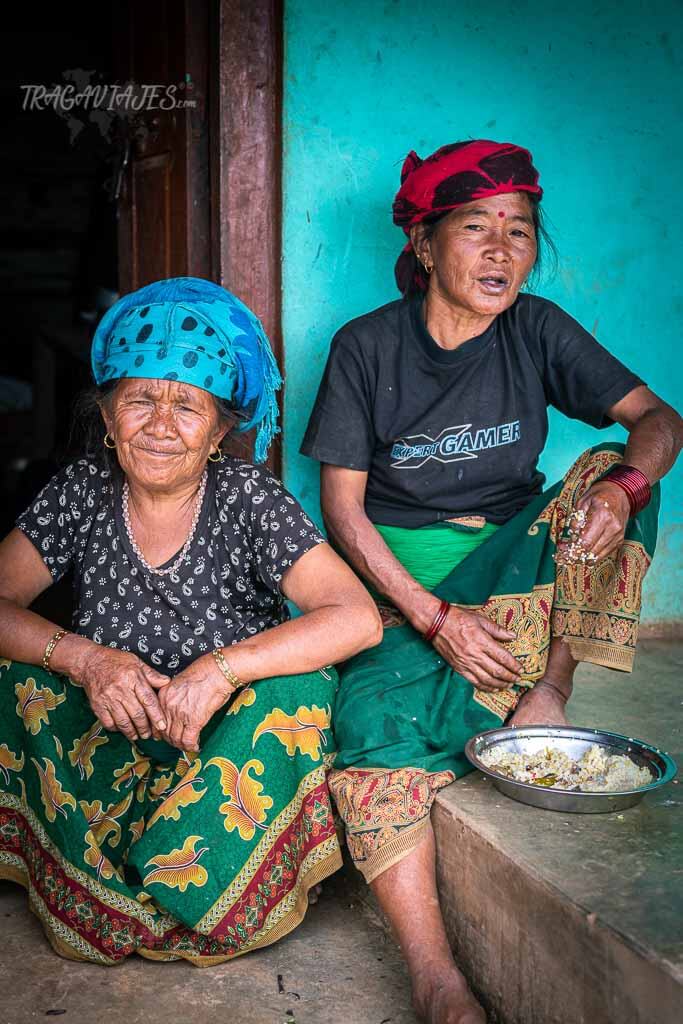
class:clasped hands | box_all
[77,646,236,752]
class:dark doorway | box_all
[1,0,283,556]
[0,5,119,621]
[1,4,120,513]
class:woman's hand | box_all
[65,640,170,742]
[557,481,631,563]
[432,607,522,692]
[157,654,235,751]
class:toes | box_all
[307,883,323,905]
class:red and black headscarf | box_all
[393,139,543,294]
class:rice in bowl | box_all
[479,743,653,792]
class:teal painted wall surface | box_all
[282,0,682,622]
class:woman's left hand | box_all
[157,655,235,751]
[557,480,631,563]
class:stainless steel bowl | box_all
[464,726,678,813]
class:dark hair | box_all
[69,381,119,476]
[527,199,558,291]
[69,381,240,477]
[400,195,557,297]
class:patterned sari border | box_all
[1,839,343,967]
[0,852,115,964]
[362,817,431,884]
[195,766,329,932]
[136,841,342,966]
[457,582,557,606]
[473,686,521,722]
[561,637,636,672]
[0,793,171,933]
[234,839,342,956]
[1,777,341,963]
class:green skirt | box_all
[0,661,341,964]
[329,444,659,881]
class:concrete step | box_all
[1,872,417,1024]
[432,640,682,1024]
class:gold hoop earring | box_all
[208,447,223,463]
[103,433,116,449]
[423,261,433,275]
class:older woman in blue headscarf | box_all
[0,277,381,965]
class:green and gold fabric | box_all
[329,445,659,882]
[0,664,341,964]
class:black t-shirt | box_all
[16,458,325,673]
[301,294,643,527]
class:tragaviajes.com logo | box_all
[390,421,521,469]
[20,68,198,145]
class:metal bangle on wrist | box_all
[42,630,69,672]
[425,599,450,643]
[211,648,247,691]
[604,464,652,516]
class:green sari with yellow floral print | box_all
[0,663,341,965]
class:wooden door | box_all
[115,0,211,292]
[210,0,283,473]
[115,0,283,474]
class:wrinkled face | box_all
[101,378,228,492]
[413,192,538,318]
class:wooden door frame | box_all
[210,0,284,476]
[115,0,212,293]
[116,0,284,476]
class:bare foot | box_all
[307,883,323,905]
[508,681,569,728]
[413,965,487,1024]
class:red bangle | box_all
[604,464,651,516]
[425,599,450,642]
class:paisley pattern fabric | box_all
[0,660,341,964]
[16,459,324,675]
[329,766,454,884]
[331,444,659,881]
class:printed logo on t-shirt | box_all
[390,421,521,470]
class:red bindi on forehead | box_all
[498,210,506,218]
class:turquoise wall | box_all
[281,0,682,623]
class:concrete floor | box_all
[0,872,417,1024]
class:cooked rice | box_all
[480,743,652,792]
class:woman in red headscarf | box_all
[301,140,682,1022]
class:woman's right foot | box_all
[508,680,569,728]
[413,966,487,1024]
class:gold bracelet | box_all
[211,648,246,690]
[42,630,69,672]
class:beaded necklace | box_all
[121,468,208,576]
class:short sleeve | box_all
[224,464,326,593]
[15,461,103,582]
[537,301,645,428]
[300,327,377,470]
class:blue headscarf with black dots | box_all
[91,277,282,463]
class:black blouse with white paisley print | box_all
[16,459,325,673]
